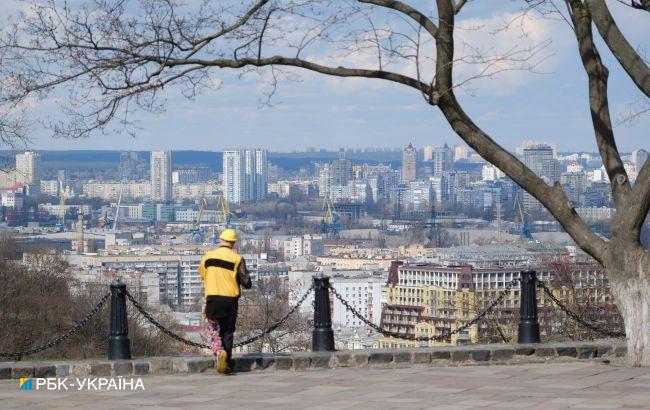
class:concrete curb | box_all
[0,340,627,379]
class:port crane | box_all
[216,193,233,228]
[514,193,534,241]
[209,193,235,243]
[320,195,340,238]
[189,196,208,244]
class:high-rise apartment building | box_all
[150,150,172,202]
[317,163,331,197]
[223,150,243,204]
[120,152,146,180]
[522,143,560,210]
[523,144,559,181]
[254,148,268,202]
[454,146,468,161]
[433,144,453,176]
[423,145,434,162]
[560,171,588,204]
[402,143,417,182]
[330,150,353,187]
[223,149,268,204]
[16,151,41,185]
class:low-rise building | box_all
[283,234,324,260]
[576,206,615,222]
[379,262,538,348]
[0,184,25,209]
[83,181,151,201]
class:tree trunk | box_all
[606,243,650,366]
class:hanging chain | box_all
[329,279,519,342]
[0,292,110,360]
[126,286,314,349]
[234,285,313,348]
[126,291,210,349]
[537,281,625,338]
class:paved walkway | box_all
[1,361,649,409]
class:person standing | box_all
[199,229,252,374]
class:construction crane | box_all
[55,193,66,232]
[514,194,534,241]
[320,195,341,238]
[216,193,233,228]
[112,179,125,231]
[189,197,207,244]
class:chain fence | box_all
[0,292,111,360]
[1,275,628,362]
[329,278,520,343]
[537,281,625,338]
[126,285,314,350]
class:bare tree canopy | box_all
[1,0,649,364]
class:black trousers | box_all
[205,296,238,364]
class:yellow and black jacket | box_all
[199,246,252,300]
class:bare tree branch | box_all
[586,0,650,97]
[567,0,631,211]
[454,0,469,14]
[615,0,650,12]
[358,0,439,38]
[626,159,650,238]
[432,0,608,262]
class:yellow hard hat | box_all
[220,229,237,242]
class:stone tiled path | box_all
[1,361,649,409]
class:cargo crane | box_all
[216,193,233,228]
[514,194,534,241]
[320,195,341,238]
[189,196,207,244]
[211,194,235,244]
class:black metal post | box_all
[108,279,132,360]
[518,270,541,343]
[312,275,335,351]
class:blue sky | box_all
[4,0,649,153]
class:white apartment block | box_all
[15,151,41,185]
[40,180,60,197]
[329,181,370,203]
[223,149,267,204]
[223,150,243,204]
[73,253,204,308]
[83,181,151,200]
[39,203,92,215]
[481,164,504,181]
[330,274,384,329]
[576,206,615,222]
[283,234,324,260]
[172,181,221,200]
[151,150,172,202]
[1,189,24,209]
[291,271,385,329]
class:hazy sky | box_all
[4,0,649,153]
